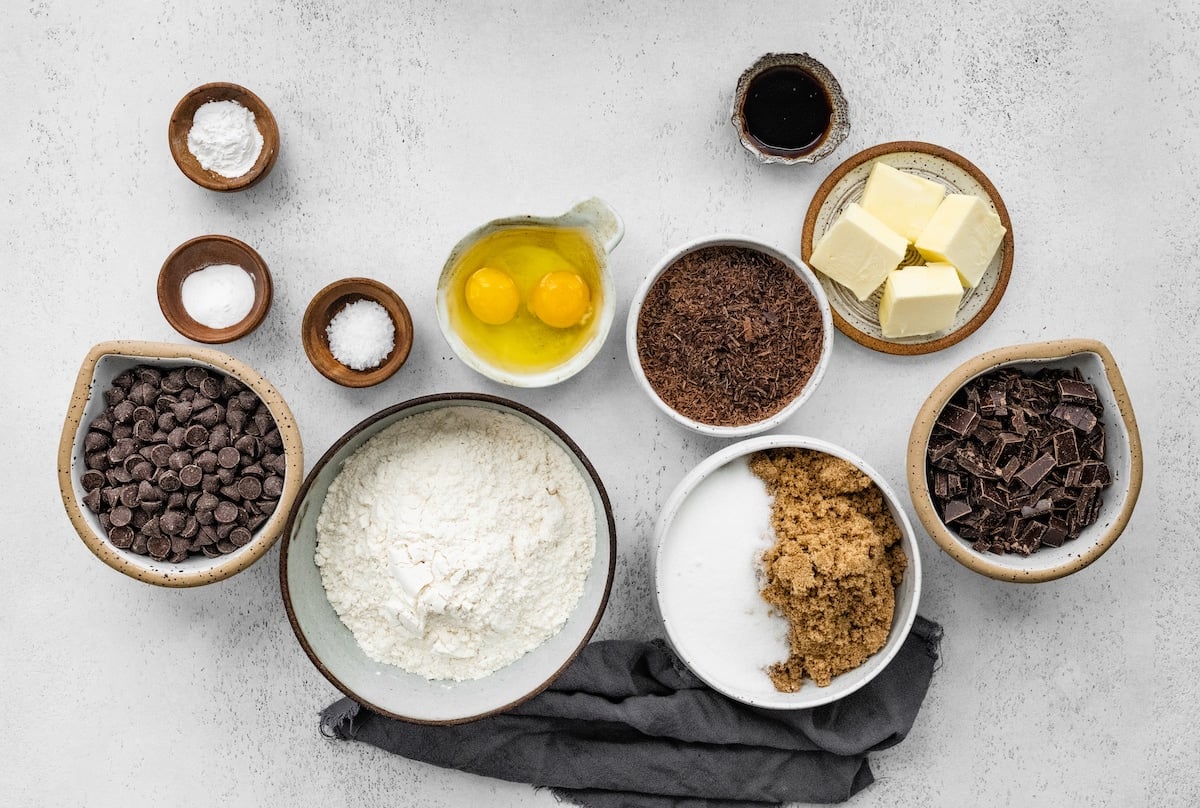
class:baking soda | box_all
[187,99,263,179]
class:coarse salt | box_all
[327,299,395,370]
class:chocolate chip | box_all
[109,505,132,527]
[160,510,185,536]
[262,475,284,498]
[149,444,173,467]
[236,476,262,500]
[215,539,237,554]
[217,447,240,469]
[184,424,209,448]
[81,363,284,561]
[214,501,239,524]
[147,535,171,560]
[82,488,102,513]
[109,525,135,549]
[112,400,135,424]
[179,465,203,488]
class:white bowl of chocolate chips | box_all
[907,339,1143,583]
[58,341,303,587]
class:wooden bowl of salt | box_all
[157,235,272,344]
[302,278,414,388]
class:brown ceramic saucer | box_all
[168,82,280,192]
[302,277,414,388]
[801,141,1014,355]
[157,235,272,344]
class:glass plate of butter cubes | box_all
[801,141,1014,355]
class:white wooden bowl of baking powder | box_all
[280,393,615,724]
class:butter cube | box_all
[859,162,946,243]
[878,263,964,338]
[810,203,907,301]
[915,194,1006,288]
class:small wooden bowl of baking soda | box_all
[158,235,273,344]
[168,82,280,192]
[302,278,414,388]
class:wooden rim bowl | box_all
[157,235,272,344]
[168,82,280,192]
[302,277,414,388]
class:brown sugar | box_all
[749,448,907,691]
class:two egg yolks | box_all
[465,267,591,329]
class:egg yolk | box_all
[465,267,520,325]
[529,271,591,328]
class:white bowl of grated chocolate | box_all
[279,393,616,724]
[653,435,920,710]
[58,341,303,587]
[907,339,1144,583]
[626,235,833,437]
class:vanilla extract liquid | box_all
[742,66,833,154]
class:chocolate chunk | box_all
[1015,453,1056,489]
[1052,403,1097,433]
[943,499,972,523]
[927,365,1112,556]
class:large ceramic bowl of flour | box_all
[280,393,615,724]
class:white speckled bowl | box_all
[280,393,616,724]
[58,341,303,587]
[654,435,920,709]
[626,235,834,438]
[907,339,1143,582]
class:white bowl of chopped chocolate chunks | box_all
[626,235,833,437]
[58,341,303,587]
[907,339,1144,583]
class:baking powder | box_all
[187,99,263,179]
[314,406,595,681]
[181,263,256,328]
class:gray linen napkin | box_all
[320,616,941,807]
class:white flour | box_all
[314,406,596,681]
